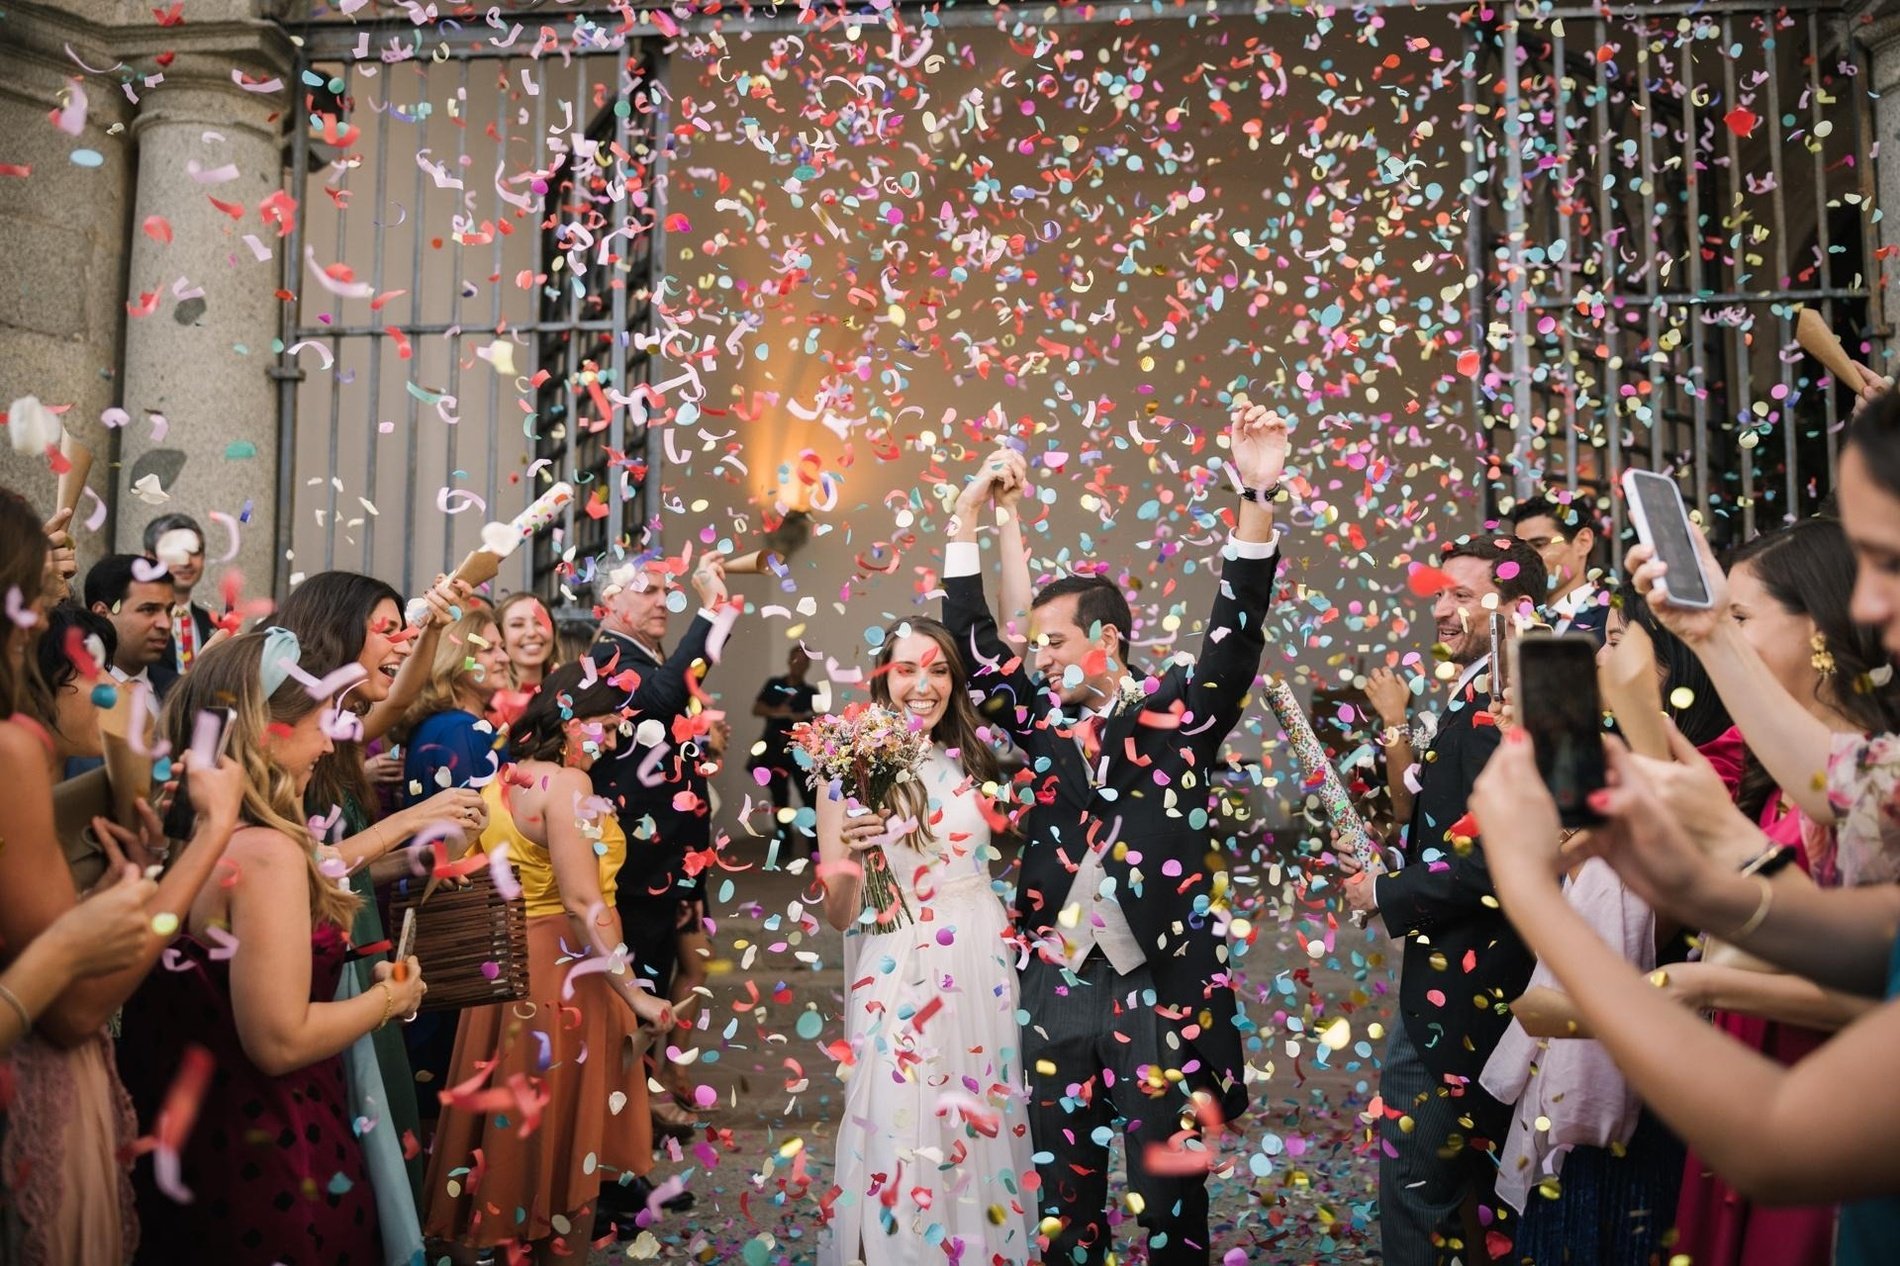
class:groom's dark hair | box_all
[1031,575,1133,648]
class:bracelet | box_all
[375,980,396,1030]
[0,983,30,1035]
[1238,483,1283,503]
[1378,723,1408,747]
[1725,875,1775,942]
[1737,842,1799,880]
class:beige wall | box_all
[647,12,1481,820]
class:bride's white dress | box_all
[821,746,1037,1266]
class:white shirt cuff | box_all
[944,541,981,578]
[1223,531,1281,560]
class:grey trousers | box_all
[1021,953,1211,1266]
[1378,1020,1509,1266]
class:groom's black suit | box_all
[943,543,1279,1265]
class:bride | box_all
[815,617,1038,1266]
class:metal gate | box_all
[1466,1,1877,555]
[272,16,663,601]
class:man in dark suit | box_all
[942,404,1288,1266]
[1339,535,1547,1266]
[589,553,734,994]
[1511,491,1608,644]
[84,553,180,700]
[143,512,219,675]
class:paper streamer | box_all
[1263,677,1380,876]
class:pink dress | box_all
[1672,729,1835,1266]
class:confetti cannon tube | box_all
[1263,677,1380,873]
[410,482,573,622]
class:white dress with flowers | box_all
[821,745,1037,1266]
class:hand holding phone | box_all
[1622,470,1716,609]
[1511,634,1608,828]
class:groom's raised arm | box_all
[1183,404,1289,751]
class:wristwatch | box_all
[1239,483,1284,503]
[1736,842,1799,879]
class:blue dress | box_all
[400,709,498,796]
[1834,931,1900,1264]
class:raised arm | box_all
[226,828,424,1076]
[362,574,470,743]
[944,453,1040,743]
[992,455,1034,657]
[1628,528,1837,823]
[1180,404,1287,754]
[1473,737,1900,1203]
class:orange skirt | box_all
[421,913,653,1249]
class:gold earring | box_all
[1810,633,1837,677]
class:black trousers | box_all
[1021,953,1212,1266]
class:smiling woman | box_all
[495,591,557,690]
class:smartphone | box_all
[1622,469,1715,609]
[1488,613,1510,704]
[1511,634,1607,828]
[161,708,236,839]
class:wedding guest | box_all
[143,511,217,675]
[424,658,681,1257]
[749,646,818,855]
[84,553,177,699]
[393,609,510,796]
[120,630,426,1265]
[0,485,244,1266]
[495,591,557,691]
[1511,491,1608,642]
[275,569,484,1243]
[1337,533,1547,1265]
[590,553,737,1139]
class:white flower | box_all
[1112,675,1147,716]
[6,395,61,455]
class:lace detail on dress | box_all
[2,1032,137,1266]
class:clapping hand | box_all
[1229,401,1291,491]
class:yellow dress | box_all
[425,775,648,1247]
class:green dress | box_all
[324,790,427,1259]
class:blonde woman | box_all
[425,658,679,1260]
[391,609,511,798]
[496,592,557,691]
[118,631,426,1265]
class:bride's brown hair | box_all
[868,618,1005,849]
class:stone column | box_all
[0,7,136,558]
[114,25,291,601]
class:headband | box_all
[259,626,302,698]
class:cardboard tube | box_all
[449,547,504,591]
[721,549,782,576]
[94,685,154,828]
[1599,620,1670,760]
[1796,307,1868,394]
[56,432,93,520]
[1511,986,1593,1039]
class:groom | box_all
[941,404,1288,1265]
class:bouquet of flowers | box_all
[793,703,930,927]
